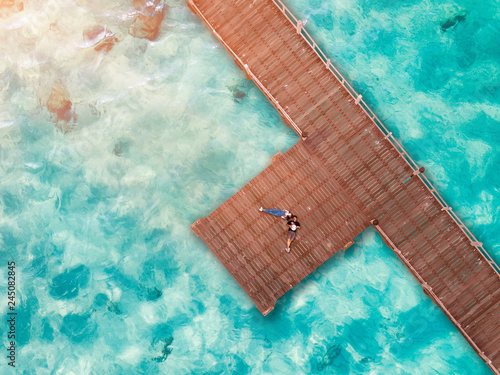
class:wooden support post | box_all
[296,20,302,34]
[413,166,425,175]
[342,240,354,251]
[243,64,251,80]
[262,304,275,316]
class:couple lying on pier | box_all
[259,207,300,253]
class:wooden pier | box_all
[187,0,500,372]
[192,143,369,314]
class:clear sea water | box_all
[0,0,498,373]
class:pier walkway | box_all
[187,0,500,372]
[192,143,369,314]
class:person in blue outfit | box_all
[259,207,292,219]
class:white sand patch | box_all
[118,345,145,365]
[464,139,492,178]
[139,303,160,325]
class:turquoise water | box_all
[0,0,498,373]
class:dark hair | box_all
[292,215,298,220]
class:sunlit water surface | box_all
[0,0,498,373]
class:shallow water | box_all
[0,0,498,373]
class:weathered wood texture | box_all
[187,0,500,372]
[192,143,370,315]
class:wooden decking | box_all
[192,143,369,314]
[187,0,500,372]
